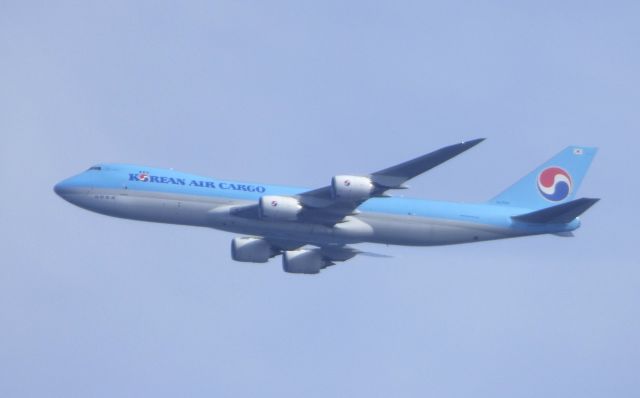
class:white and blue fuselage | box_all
[54,142,598,273]
[54,163,578,247]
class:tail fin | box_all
[491,146,597,210]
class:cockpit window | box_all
[87,166,102,171]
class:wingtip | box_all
[357,251,393,258]
[462,138,486,146]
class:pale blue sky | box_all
[1,1,638,397]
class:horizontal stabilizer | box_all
[512,198,600,224]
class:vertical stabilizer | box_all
[491,146,597,210]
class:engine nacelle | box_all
[231,237,274,263]
[282,249,328,274]
[331,175,375,201]
[259,195,302,221]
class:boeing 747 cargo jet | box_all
[54,140,599,274]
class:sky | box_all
[1,1,639,397]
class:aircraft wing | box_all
[296,138,485,224]
[224,139,484,273]
[230,138,484,225]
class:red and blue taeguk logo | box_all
[136,171,150,182]
[537,167,572,201]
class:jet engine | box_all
[259,195,302,221]
[331,175,375,201]
[282,249,329,274]
[231,237,275,263]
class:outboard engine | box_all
[231,237,275,263]
[282,249,330,274]
[331,175,375,201]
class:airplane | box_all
[54,139,599,274]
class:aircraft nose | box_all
[54,179,73,198]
